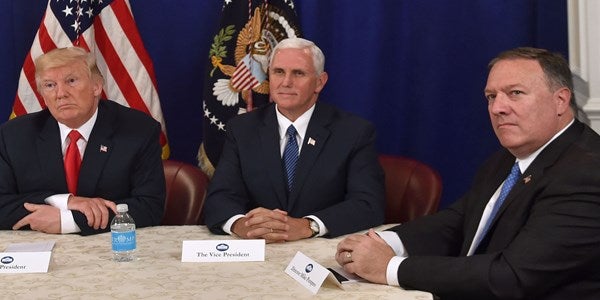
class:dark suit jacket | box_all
[204,102,385,237]
[388,120,600,300]
[0,100,165,235]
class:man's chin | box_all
[497,134,521,147]
[55,113,81,126]
[274,96,297,103]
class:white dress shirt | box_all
[44,109,97,234]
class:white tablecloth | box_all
[1,225,432,300]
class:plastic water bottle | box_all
[111,204,136,262]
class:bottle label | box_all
[111,230,136,252]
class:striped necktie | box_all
[282,125,299,192]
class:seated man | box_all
[0,47,165,235]
[335,47,600,299]
[204,37,385,242]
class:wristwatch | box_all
[307,218,320,237]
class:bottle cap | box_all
[116,204,129,213]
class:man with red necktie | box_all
[0,47,165,235]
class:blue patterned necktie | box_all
[283,125,299,192]
[474,162,521,250]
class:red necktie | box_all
[64,130,82,195]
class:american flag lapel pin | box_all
[523,175,532,184]
[307,137,316,146]
[100,145,108,153]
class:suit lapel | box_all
[36,113,68,191]
[461,155,515,254]
[258,105,288,209]
[78,102,114,196]
[287,103,331,211]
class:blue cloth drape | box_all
[0,0,568,208]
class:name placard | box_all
[0,252,52,274]
[181,240,265,262]
[0,241,55,274]
[285,251,342,294]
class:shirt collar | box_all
[516,119,574,172]
[275,104,316,142]
[58,108,98,145]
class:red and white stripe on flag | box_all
[12,0,169,159]
[230,61,260,91]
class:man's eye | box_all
[43,82,56,90]
[510,90,523,95]
[485,94,496,101]
[67,77,78,85]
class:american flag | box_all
[230,56,263,91]
[199,0,301,176]
[11,0,170,158]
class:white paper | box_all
[4,241,55,252]
[181,239,265,262]
[0,252,53,274]
[285,251,332,294]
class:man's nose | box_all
[55,82,68,98]
[281,74,293,86]
[489,93,510,115]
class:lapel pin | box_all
[307,137,316,146]
[523,175,532,184]
[100,145,108,153]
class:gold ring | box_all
[345,252,352,260]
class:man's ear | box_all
[315,71,328,94]
[555,87,571,116]
[92,75,103,97]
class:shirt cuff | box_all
[386,256,405,286]
[305,215,328,237]
[223,214,245,235]
[45,194,71,210]
[377,230,408,257]
[60,210,81,234]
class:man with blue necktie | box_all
[336,47,600,299]
[204,38,385,242]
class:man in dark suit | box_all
[0,47,165,236]
[336,47,600,299]
[204,38,384,242]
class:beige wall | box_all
[569,0,600,133]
